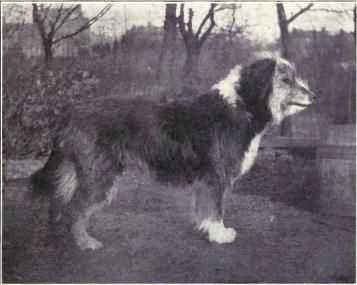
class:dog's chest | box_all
[239,132,263,176]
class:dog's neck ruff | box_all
[212,65,243,105]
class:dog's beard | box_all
[284,104,307,117]
[268,92,285,125]
[269,91,312,124]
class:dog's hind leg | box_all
[192,176,236,244]
[70,172,123,251]
[70,200,106,251]
[59,131,125,250]
[47,159,78,237]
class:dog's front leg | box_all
[192,176,236,244]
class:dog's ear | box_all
[237,58,276,120]
[240,58,276,99]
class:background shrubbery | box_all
[3,54,100,157]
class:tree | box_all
[276,3,313,60]
[212,4,247,68]
[177,3,217,90]
[156,4,177,84]
[276,3,313,135]
[3,4,27,25]
[32,3,112,69]
[216,4,246,41]
[311,4,356,46]
[353,4,356,123]
[3,4,28,53]
[353,4,357,46]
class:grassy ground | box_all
[2,152,356,283]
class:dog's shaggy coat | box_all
[31,58,315,250]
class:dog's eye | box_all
[282,77,292,85]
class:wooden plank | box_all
[317,145,356,161]
[261,136,318,148]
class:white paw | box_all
[77,236,103,251]
[199,219,237,244]
[208,227,237,244]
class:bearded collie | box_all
[30,57,315,250]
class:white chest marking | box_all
[240,132,264,176]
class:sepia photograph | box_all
[2,1,356,283]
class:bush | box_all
[3,56,99,158]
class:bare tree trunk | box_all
[157,4,177,83]
[351,67,356,124]
[350,5,356,123]
[353,4,356,45]
[277,2,313,60]
[43,39,53,69]
[157,36,168,82]
[279,23,290,59]
[183,47,200,89]
[32,3,112,70]
[178,4,217,92]
[276,3,313,135]
[168,36,177,83]
[352,5,356,123]
[167,10,177,84]
[277,4,292,135]
[277,4,290,60]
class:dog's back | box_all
[29,94,239,199]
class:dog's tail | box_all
[27,150,60,200]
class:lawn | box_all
[2,151,355,283]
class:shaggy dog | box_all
[30,57,315,250]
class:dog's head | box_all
[267,58,315,124]
[213,57,315,125]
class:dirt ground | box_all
[2,154,356,283]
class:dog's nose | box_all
[310,91,316,100]
[306,89,316,101]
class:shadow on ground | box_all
[236,153,320,212]
[2,155,356,283]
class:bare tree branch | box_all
[32,3,112,68]
[311,7,353,20]
[41,4,51,24]
[195,5,213,40]
[227,4,237,34]
[217,25,246,37]
[177,3,224,88]
[32,4,47,40]
[53,4,112,44]
[187,8,194,36]
[52,4,77,35]
[49,4,64,29]
[177,4,189,46]
[179,4,218,47]
[214,4,242,13]
[311,8,350,14]
[287,3,313,24]
[198,4,217,47]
